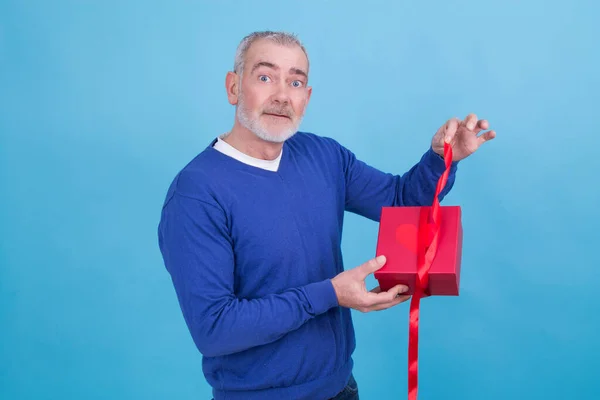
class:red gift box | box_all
[374,205,463,295]
[373,143,461,400]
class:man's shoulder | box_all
[288,131,347,157]
[161,141,225,208]
[290,130,342,147]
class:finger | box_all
[364,284,408,305]
[369,294,411,311]
[358,255,387,279]
[444,118,459,143]
[464,113,478,130]
[473,119,489,134]
[364,290,396,305]
[477,129,496,144]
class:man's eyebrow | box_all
[251,61,278,73]
[290,68,307,79]
[250,61,308,79]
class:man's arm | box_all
[157,191,339,358]
[339,145,458,221]
[336,114,496,221]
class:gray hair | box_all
[233,31,309,75]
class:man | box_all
[157,31,495,400]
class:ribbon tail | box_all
[408,290,423,400]
[407,143,453,400]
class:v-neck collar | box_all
[206,137,290,178]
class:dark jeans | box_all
[210,374,359,400]
[329,374,359,400]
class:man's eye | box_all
[291,80,303,88]
[259,75,270,82]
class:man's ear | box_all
[225,71,240,105]
[301,85,313,112]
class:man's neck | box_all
[222,124,283,161]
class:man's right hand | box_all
[330,255,410,312]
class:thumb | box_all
[359,255,387,278]
[445,117,459,144]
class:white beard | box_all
[236,92,303,143]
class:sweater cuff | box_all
[304,279,339,315]
[423,147,459,175]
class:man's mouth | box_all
[264,113,291,119]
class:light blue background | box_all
[2,1,599,399]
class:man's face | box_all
[235,39,311,143]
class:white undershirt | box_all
[212,136,282,172]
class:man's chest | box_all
[226,177,344,296]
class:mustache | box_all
[262,106,293,118]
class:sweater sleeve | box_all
[339,144,459,221]
[157,191,339,358]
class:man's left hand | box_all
[431,113,496,161]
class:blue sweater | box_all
[157,131,457,400]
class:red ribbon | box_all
[408,142,453,400]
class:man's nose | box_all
[272,81,291,104]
